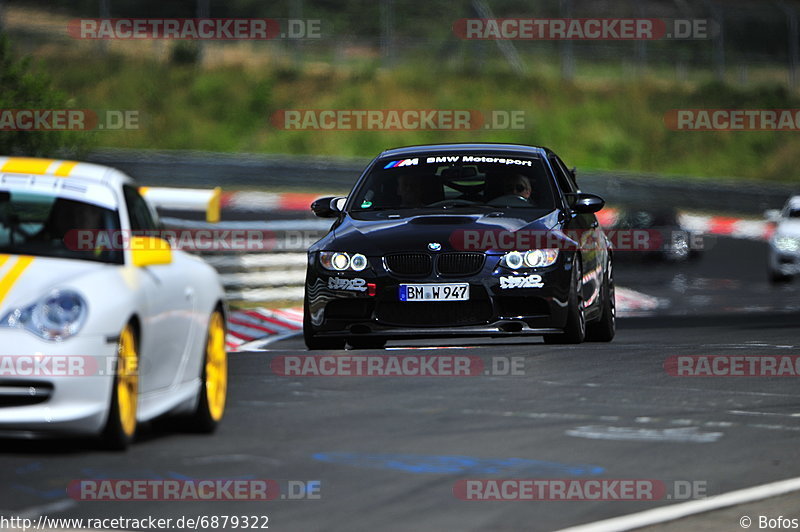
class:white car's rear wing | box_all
[140,186,221,223]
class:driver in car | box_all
[396,174,427,207]
[504,174,532,200]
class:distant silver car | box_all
[766,196,800,283]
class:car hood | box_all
[0,255,112,316]
[330,210,562,254]
[775,220,800,239]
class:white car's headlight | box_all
[1,290,88,341]
[320,252,369,272]
[502,249,559,269]
[774,236,800,253]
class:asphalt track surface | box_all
[2,237,800,532]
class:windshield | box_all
[0,190,123,264]
[350,154,557,212]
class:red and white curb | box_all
[225,288,661,351]
[226,307,303,351]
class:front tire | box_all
[101,323,139,450]
[586,261,616,342]
[303,300,345,350]
[186,309,228,433]
[544,258,586,344]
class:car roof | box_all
[0,156,132,187]
[378,143,549,158]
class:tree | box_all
[0,34,92,156]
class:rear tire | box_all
[303,301,345,350]
[586,261,616,342]
[186,309,228,433]
[543,259,586,345]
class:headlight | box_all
[1,290,88,341]
[502,249,559,269]
[320,251,369,272]
[524,249,559,267]
[774,236,800,253]
[504,251,524,269]
[350,253,368,271]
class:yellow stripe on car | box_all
[0,255,34,305]
[1,158,55,175]
[53,160,79,177]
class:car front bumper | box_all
[306,259,574,339]
[769,247,800,276]
[0,330,117,436]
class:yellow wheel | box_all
[102,323,139,449]
[189,309,227,432]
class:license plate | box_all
[399,283,469,302]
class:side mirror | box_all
[570,193,605,214]
[311,196,346,218]
[130,237,172,267]
[764,209,782,223]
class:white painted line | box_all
[555,475,800,532]
[385,346,472,350]
[236,331,303,351]
[565,425,723,443]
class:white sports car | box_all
[0,156,228,449]
[767,195,800,284]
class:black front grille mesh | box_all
[384,252,486,276]
[385,253,432,276]
[438,253,485,276]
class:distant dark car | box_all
[303,143,615,349]
[609,207,701,262]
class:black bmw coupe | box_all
[303,143,615,349]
